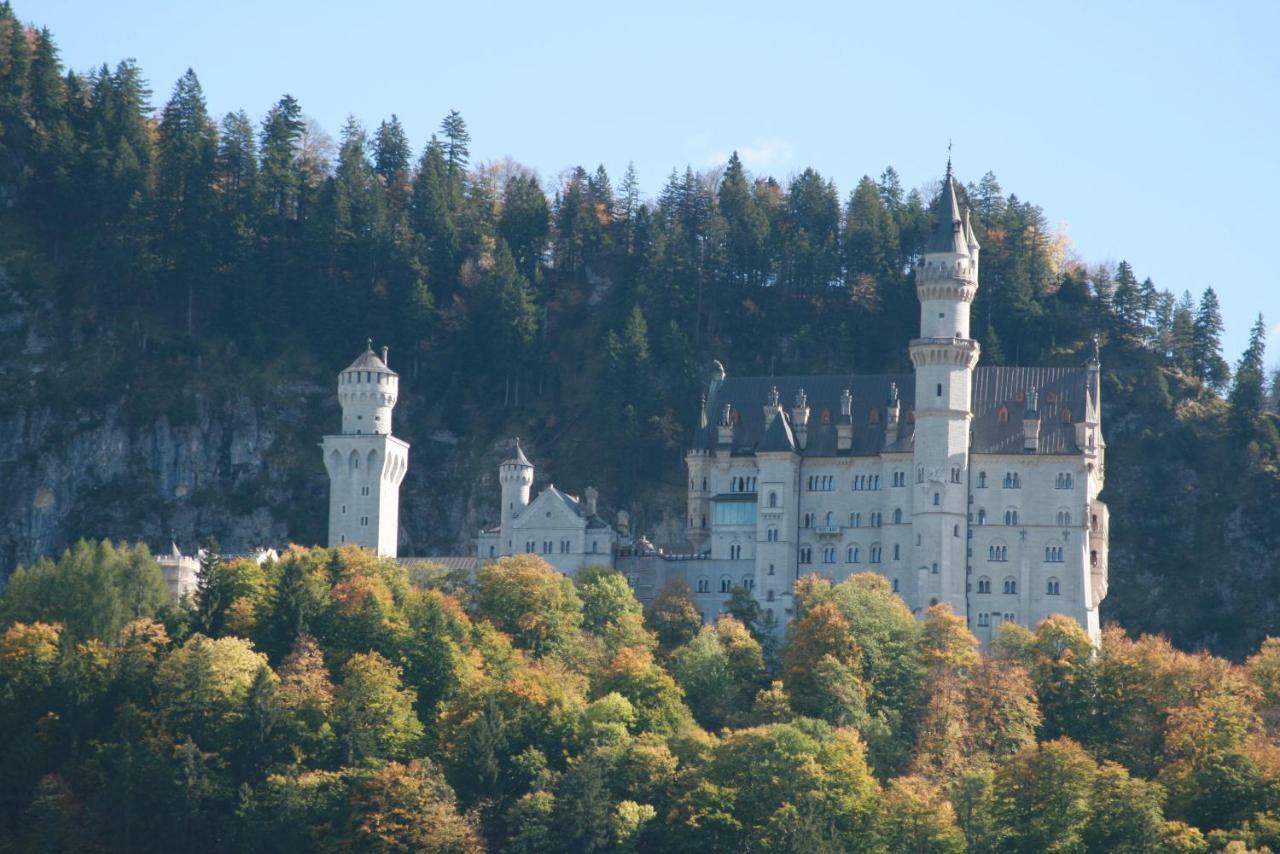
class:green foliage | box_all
[0,539,168,643]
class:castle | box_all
[327,160,1110,643]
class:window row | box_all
[976,612,1017,627]
[729,476,756,493]
[975,576,1062,596]
[525,539,574,555]
[695,575,756,594]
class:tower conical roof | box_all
[503,438,532,467]
[927,162,968,255]
[344,339,396,375]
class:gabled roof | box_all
[692,366,1089,458]
[515,484,616,533]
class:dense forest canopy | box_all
[5,542,1280,851]
[2,3,1280,659]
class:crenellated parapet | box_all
[908,337,981,369]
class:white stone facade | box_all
[476,441,619,576]
[322,343,409,557]
[677,164,1109,643]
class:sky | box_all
[30,0,1280,362]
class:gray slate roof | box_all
[543,484,612,530]
[344,344,396,376]
[927,171,968,255]
[694,366,1088,458]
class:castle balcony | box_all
[812,525,842,537]
[908,337,981,369]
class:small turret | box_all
[338,339,399,435]
[499,438,534,546]
[583,486,599,517]
[792,389,810,450]
[717,404,734,448]
[764,385,781,427]
[885,382,902,446]
[837,388,854,452]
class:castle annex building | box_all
[681,162,1109,643]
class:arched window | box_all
[1047,578,1061,595]
[893,508,903,524]
[933,492,940,506]
[1057,509,1071,527]
[720,576,733,593]
[768,564,776,576]
[978,471,988,488]
[766,589,775,602]
[847,546,860,563]
[977,576,991,594]
[1004,509,1019,526]
[978,612,990,627]
[892,578,900,593]
[825,511,834,527]
[916,467,925,484]
[977,508,987,525]
[768,491,778,508]
[870,544,882,564]
[1003,577,1017,594]
[696,577,710,593]
[893,544,900,560]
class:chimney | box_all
[837,388,854,452]
[1023,387,1041,452]
[885,383,901,446]
[792,389,810,450]
[717,404,734,448]
[584,486,598,516]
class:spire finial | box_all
[946,140,953,178]
[366,337,373,352]
[1092,333,1101,363]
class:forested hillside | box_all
[1,4,1280,656]
[7,543,1280,851]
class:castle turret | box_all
[499,439,534,553]
[909,159,981,617]
[886,382,902,446]
[837,389,854,452]
[792,389,810,450]
[322,341,410,556]
[1022,387,1041,452]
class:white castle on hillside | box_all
[675,160,1108,643]
[321,341,409,557]
[332,159,1110,644]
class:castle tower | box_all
[498,439,534,554]
[909,161,981,617]
[321,341,410,556]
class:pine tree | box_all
[258,94,304,224]
[1192,287,1230,390]
[499,173,550,283]
[438,109,469,184]
[154,68,219,331]
[718,151,768,287]
[1230,314,1267,420]
[372,114,410,186]
[195,536,224,635]
[411,136,460,290]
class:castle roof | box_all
[759,408,797,453]
[542,484,612,529]
[927,164,968,255]
[503,438,533,468]
[344,341,396,376]
[693,366,1089,458]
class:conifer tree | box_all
[1192,287,1230,390]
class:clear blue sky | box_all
[32,0,1280,362]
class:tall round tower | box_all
[909,159,981,617]
[498,439,534,552]
[322,341,410,557]
[338,339,400,434]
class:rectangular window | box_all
[713,501,758,527]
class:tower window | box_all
[936,383,943,398]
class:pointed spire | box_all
[505,437,532,467]
[927,155,967,255]
[767,385,779,408]
[840,388,853,419]
[699,393,708,429]
[963,207,980,252]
